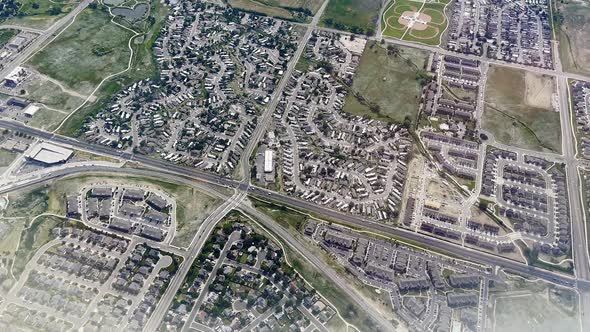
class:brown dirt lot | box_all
[523,71,554,109]
[398,11,432,31]
[482,66,561,153]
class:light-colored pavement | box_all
[0,160,582,289]
[0,1,589,328]
[557,73,590,329]
[0,159,587,329]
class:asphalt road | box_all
[317,26,590,84]
[556,71,590,329]
[143,192,245,332]
[2,1,588,328]
[0,24,45,34]
[0,148,584,292]
[0,0,92,79]
[0,162,398,331]
[236,204,396,331]
[237,0,328,182]
[179,231,242,332]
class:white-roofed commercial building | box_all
[26,142,73,165]
[264,150,274,173]
[23,105,40,118]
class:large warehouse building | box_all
[26,142,73,165]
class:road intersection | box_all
[0,0,589,329]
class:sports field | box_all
[482,66,561,153]
[381,0,451,46]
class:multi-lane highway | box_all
[1,128,588,330]
[0,132,583,293]
[1,2,589,328]
[0,162,398,331]
[555,46,590,328]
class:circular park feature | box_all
[381,0,451,46]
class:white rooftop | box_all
[264,149,274,173]
[23,104,39,116]
[5,66,26,82]
[26,142,73,164]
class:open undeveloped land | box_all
[320,0,382,35]
[0,29,18,48]
[492,291,579,332]
[482,66,561,153]
[18,74,87,131]
[343,41,428,124]
[228,0,323,22]
[556,0,590,76]
[381,0,450,46]
[57,0,167,137]
[27,6,135,96]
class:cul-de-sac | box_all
[0,0,586,331]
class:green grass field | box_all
[381,0,450,46]
[5,0,78,29]
[581,170,590,260]
[482,66,561,153]
[4,185,60,220]
[27,6,134,96]
[0,185,56,261]
[556,0,590,76]
[0,29,18,48]
[0,185,64,271]
[320,0,382,35]
[253,199,307,231]
[24,75,86,109]
[171,187,223,248]
[15,74,86,131]
[58,0,167,137]
[228,0,323,22]
[24,107,68,131]
[0,149,18,168]
[342,41,429,124]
